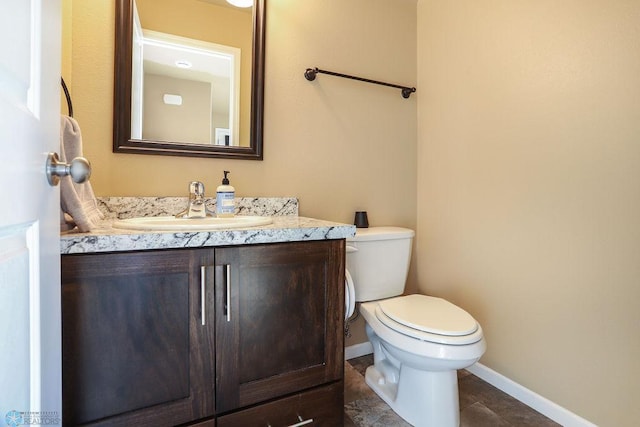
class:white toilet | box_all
[346,226,486,427]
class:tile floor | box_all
[344,355,560,427]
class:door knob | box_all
[46,152,92,186]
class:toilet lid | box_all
[378,294,478,337]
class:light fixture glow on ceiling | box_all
[226,0,253,8]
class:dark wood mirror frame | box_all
[113,0,265,160]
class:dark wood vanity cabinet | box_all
[62,239,345,426]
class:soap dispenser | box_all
[216,170,235,218]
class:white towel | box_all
[60,115,103,232]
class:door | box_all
[0,0,62,424]
[61,249,215,426]
[215,240,345,413]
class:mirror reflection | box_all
[114,0,265,159]
[132,27,241,146]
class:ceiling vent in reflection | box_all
[175,60,192,69]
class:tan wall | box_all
[63,0,418,344]
[143,74,212,144]
[417,1,640,425]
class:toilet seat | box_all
[376,295,482,345]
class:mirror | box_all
[113,0,265,159]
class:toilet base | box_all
[365,363,459,427]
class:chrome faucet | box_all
[175,181,214,219]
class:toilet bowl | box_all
[359,296,486,426]
[346,227,486,427]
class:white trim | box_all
[345,343,596,427]
[467,363,597,427]
[345,342,373,360]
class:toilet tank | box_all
[346,226,415,302]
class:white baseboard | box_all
[467,363,597,427]
[345,344,596,427]
[345,342,373,360]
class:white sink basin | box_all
[112,215,273,231]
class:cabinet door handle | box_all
[200,266,206,326]
[287,416,314,427]
[225,264,231,322]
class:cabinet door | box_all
[215,240,345,413]
[62,249,215,426]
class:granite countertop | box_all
[60,197,355,255]
[60,216,355,254]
